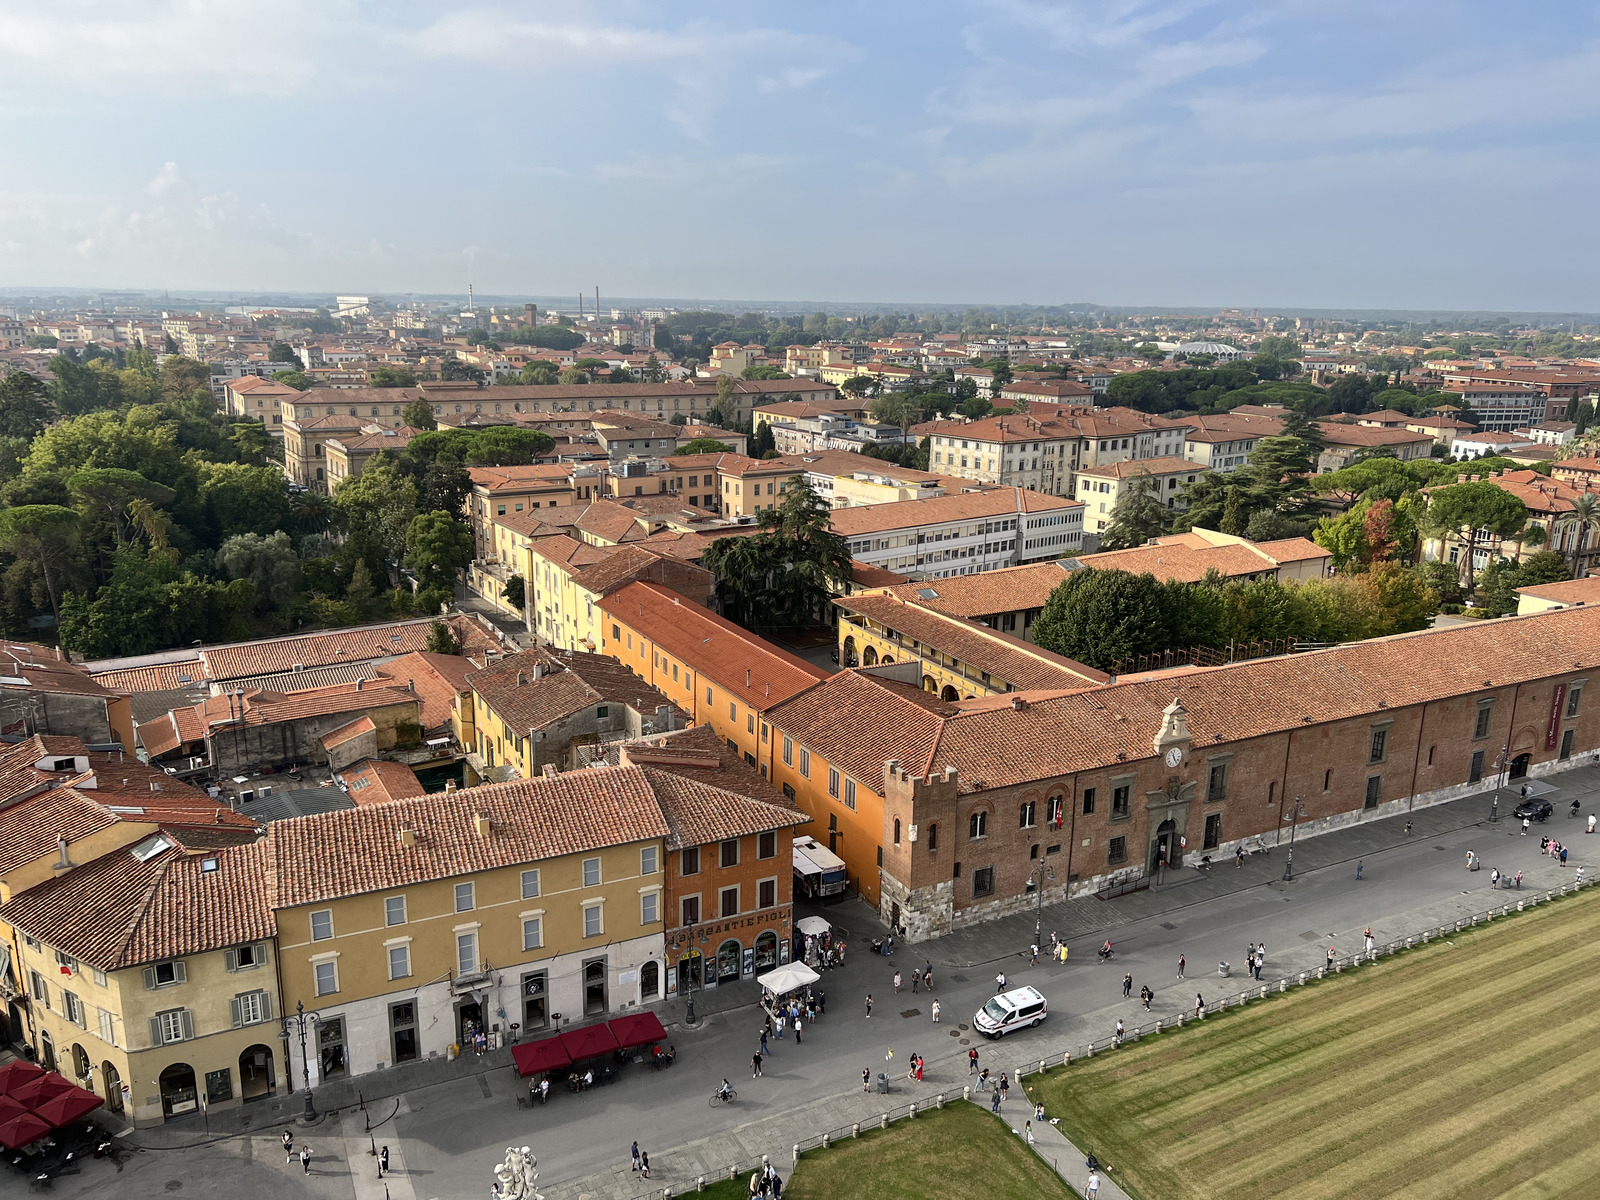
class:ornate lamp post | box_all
[682,924,698,1026]
[1281,797,1308,882]
[1028,861,1057,952]
[282,1001,320,1122]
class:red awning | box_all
[607,1011,669,1050]
[0,1096,28,1125]
[510,1035,571,1078]
[0,1062,44,1097]
[33,1087,103,1129]
[559,1023,619,1062]
[9,1073,73,1109]
[0,1112,51,1151]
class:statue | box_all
[493,1146,541,1200]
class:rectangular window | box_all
[1203,813,1222,850]
[1568,688,1583,718]
[1470,749,1485,783]
[521,869,541,899]
[844,778,858,810]
[730,701,737,722]
[758,878,777,908]
[972,866,995,898]
[234,990,267,1026]
[1369,728,1388,764]
[1364,775,1382,810]
[455,881,475,912]
[97,1008,116,1046]
[720,886,739,917]
[1108,836,1128,864]
[783,736,793,765]
[314,961,339,996]
[1207,763,1228,803]
[388,944,411,980]
[385,896,407,926]
[1081,787,1096,815]
[799,749,811,778]
[310,910,333,941]
[583,857,602,887]
[91,968,107,988]
[681,895,700,926]
[641,846,659,875]
[1561,727,1576,760]
[828,767,840,798]
[1474,702,1494,740]
[748,712,755,734]
[720,839,740,868]
[583,904,603,938]
[1112,785,1131,818]
[641,891,659,925]
[523,916,543,950]
[456,931,478,977]
[682,846,700,875]
[63,991,85,1027]
[758,831,777,859]
[156,1008,190,1044]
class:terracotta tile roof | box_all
[0,643,115,698]
[325,426,422,453]
[601,582,830,709]
[321,715,375,748]
[1315,423,1433,447]
[468,464,578,493]
[835,594,1104,689]
[567,546,684,600]
[630,736,811,851]
[466,648,678,733]
[830,488,1080,536]
[199,616,494,681]
[265,765,672,908]
[136,713,185,758]
[0,837,273,969]
[373,651,476,731]
[771,603,1600,797]
[340,758,427,805]
[1429,468,1600,516]
[90,660,205,693]
[0,789,119,873]
[1076,456,1205,480]
[883,562,1072,617]
[663,452,761,472]
[849,561,910,588]
[1073,534,1327,583]
[530,534,612,573]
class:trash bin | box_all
[1218,961,1230,978]
[877,1073,890,1094]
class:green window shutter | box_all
[143,967,157,991]
[172,961,187,984]
[149,1016,163,1047]
[259,990,272,1021]
[179,1009,194,1041]
[224,949,238,973]
[230,997,242,1028]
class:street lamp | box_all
[282,1001,320,1122]
[1281,796,1308,882]
[1490,744,1510,823]
[682,926,698,1027]
[1027,861,1057,953]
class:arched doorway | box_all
[881,655,894,664]
[843,636,857,667]
[940,685,959,701]
[922,675,937,692]
[862,646,878,666]
[716,939,742,984]
[101,1062,124,1115]
[1150,818,1179,873]
[583,960,608,1016]
[159,1063,198,1117]
[38,1029,55,1073]
[239,1044,276,1101]
[640,960,660,1001]
[1510,753,1532,780]
[70,1043,91,1085]
[755,931,778,970]
[677,949,702,992]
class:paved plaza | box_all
[33,767,1597,1200]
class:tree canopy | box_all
[700,478,852,629]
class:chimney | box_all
[542,764,559,778]
[398,828,416,848]
[444,779,458,792]
[474,813,492,839]
[746,668,752,688]
[516,672,527,687]
[55,836,71,869]
[356,677,364,690]
[1011,695,1029,712]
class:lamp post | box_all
[1490,744,1509,823]
[1029,861,1057,953]
[283,1001,320,1122]
[683,926,698,1027]
[1281,797,1307,882]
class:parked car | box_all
[1513,797,1552,822]
[974,985,1048,1038]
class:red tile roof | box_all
[198,616,495,681]
[321,715,375,749]
[829,488,1080,537]
[340,758,427,805]
[601,582,830,710]
[882,562,1072,617]
[373,651,477,731]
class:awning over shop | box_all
[607,1011,668,1050]
[510,1035,571,1078]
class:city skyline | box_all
[2,1,1598,309]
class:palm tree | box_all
[1566,493,1600,576]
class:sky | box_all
[1,0,1598,311]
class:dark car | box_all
[1513,798,1552,822]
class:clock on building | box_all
[1165,747,1183,768]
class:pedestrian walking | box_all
[807,998,817,1023]
[1515,869,1524,888]
[1562,846,1569,867]
[299,1146,312,1176]
[893,970,902,994]
[1235,846,1244,869]
[991,1088,1003,1114]
[641,1151,650,1179]
[282,1131,294,1162]
[999,1072,1010,1101]
[931,999,941,1023]
[1195,994,1205,1018]
[995,972,1007,993]
[911,969,920,993]
[915,1056,924,1082]
[753,1051,763,1078]
[379,1146,389,1177]
[923,963,933,991]
[1364,927,1374,954]
[1114,1019,1125,1045]
[1030,943,1039,965]
[1254,950,1263,980]
[1177,954,1186,980]
[1087,1170,1101,1197]
[1057,943,1068,966]
[863,1067,871,1092]
[1122,972,1132,999]
[1491,867,1500,889]
[1025,1120,1035,1146]
[632,1142,643,1172]
[969,1047,979,1073]
[865,993,873,1018]
[1405,820,1413,836]
[1589,813,1597,834]
[760,1026,769,1055]
[1523,817,1531,836]
[1356,859,1364,880]
[1140,984,1152,1011]
[794,1015,803,1043]
[1327,946,1337,969]
[978,1067,990,1092]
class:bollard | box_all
[822,1132,830,1149]
[1155,1020,1163,1034]
[1063,1051,1072,1067]
[793,1144,800,1164]
[853,1121,862,1138]
[1406,936,1413,949]
[1177,1012,1185,1027]
[960,1089,969,1105]
[936,1092,945,1110]
[1260,985,1268,1000]
[1038,1059,1047,1075]
[1316,967,1325,979]
[1470,915,1478,926]
[1278,978,1287,993]
[1335,960,1342,973]
[697,1176,706,1193]
[1086,1042,1094,1057]
[880,1113,888,1130]
[1517,900,1525,911]
[1299,971,1308,985]
[729,1166,738,1181]
[1132,1028,1141,1042]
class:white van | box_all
[973,985,1048,1038]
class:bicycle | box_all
[708,1088,737,1108]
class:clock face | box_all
[1165,747,1183,768]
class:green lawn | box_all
[692,1102,1079,1200]
[1031,887,1600,1200]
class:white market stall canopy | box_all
[756,963,821,995]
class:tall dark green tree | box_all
[701,478,851,629]
[1099,473,1174,550]
[0,372,53,438]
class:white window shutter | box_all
[143,967,157,991]
[173,961,187,984]
[149,1016,163,1047]
[230,997,242,1028]
[179,1009,194,1041]
[255,943,268,965]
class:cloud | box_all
[147,162,179,196]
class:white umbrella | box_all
[756,963,821,995]
[795,916,831,938]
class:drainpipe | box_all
[1405,699,1428,815]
